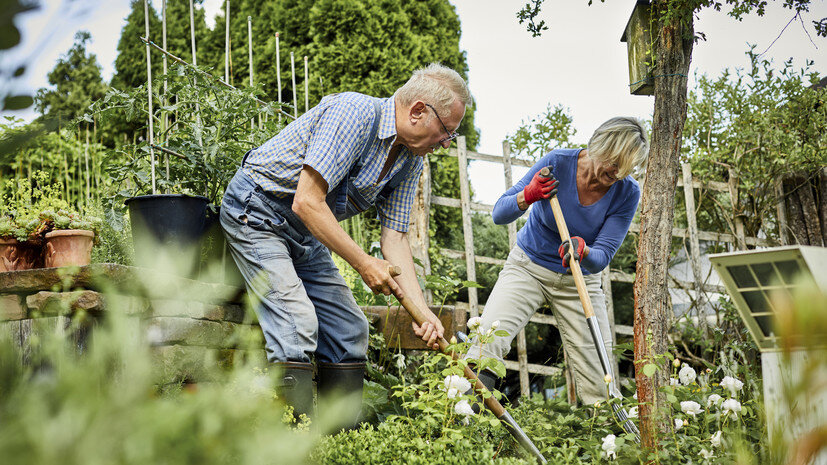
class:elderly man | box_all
[220,63,471,424]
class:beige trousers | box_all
[465,245,615,405]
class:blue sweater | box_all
[492,149,640,275]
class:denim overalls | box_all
[220,100,411,364]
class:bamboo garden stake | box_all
[247,16,259,130]
[276,32,282,123]
[304,55,309,113]
[291,52,297,118]
[143,0,156,194]
[225,0,230,84]
[162,0,169,190]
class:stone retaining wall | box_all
[0,264,465,383]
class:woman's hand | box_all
[522,169,559,206]
[558,236,588,268]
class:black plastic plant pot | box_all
[125,194,209,277]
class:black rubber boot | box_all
[316,361,366,431]
[467,369,498,414]
[275,361,315,423]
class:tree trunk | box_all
[784,173,810,245]
[797,174,824,247]
[634,1,694,452]
[820,168,827,246]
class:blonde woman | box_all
[466,117,649,404]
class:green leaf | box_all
[643,363,658,377]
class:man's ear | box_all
[409,101,427,124]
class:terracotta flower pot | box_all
[0,237,43,272]
[43,229,95,268]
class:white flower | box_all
[680,400,704,417]
[678,364,697,385]
[490,320,500,330]
[633,392,638,400]
[722,398,742,418]
[449,335,457,345]
[710,430,723,447]
[720,376,744,395]
[604,374,613,384]
[394,353,406,370]
[706,394,723,408]
[601,434,617,460]
[467,317,482,331]
[700,448,714,459]
[670,378,680,386]
[628,406,638,418]
[674,418,683,430]
[455,399,475,416]
[673,358,681,368]
[443,375,471,398]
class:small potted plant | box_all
[0,211,48,272]
[40,207,102,268]
[0,175,53,272]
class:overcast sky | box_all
[2,0,825,204]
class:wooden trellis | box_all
[408,136,778,398]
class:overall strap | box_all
[326,98,383,219]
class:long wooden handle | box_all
[387,265,506,417]
[540,167,595,319]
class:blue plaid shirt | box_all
[243,92,423,232]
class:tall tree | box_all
[162,0,210,66]
[111,0,161,90]
[34,31,107,128]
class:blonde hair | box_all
[395,63,472,118]
[587,117,649,179]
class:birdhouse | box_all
[620,0,653,96]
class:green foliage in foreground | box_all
[6,278,824,464]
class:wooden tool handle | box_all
[539,167,595,319]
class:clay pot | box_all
[43,229,94,268]
[0,237,43,272]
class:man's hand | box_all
[357,256,403,298]
[523,168,559,205]
[558,236,588,268]
[412,315,444,350]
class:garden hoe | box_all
[387,266,548,465]
[539,166,641,442]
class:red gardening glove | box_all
[558,236,586,268]
[523,169,559,205]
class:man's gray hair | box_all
[396,63,472,117]
[588,117,649,179]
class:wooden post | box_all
[410,157,433,304]
[775,177,789,245]
[727,167,747,250]
[290,52,298,118]
[143,0,156,195]
[304,56,309,113]
[275,33,282,122]
[502,141,529,398]
[456,136,478,317]
[681,162,707,332]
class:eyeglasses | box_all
[424,103,460,145]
